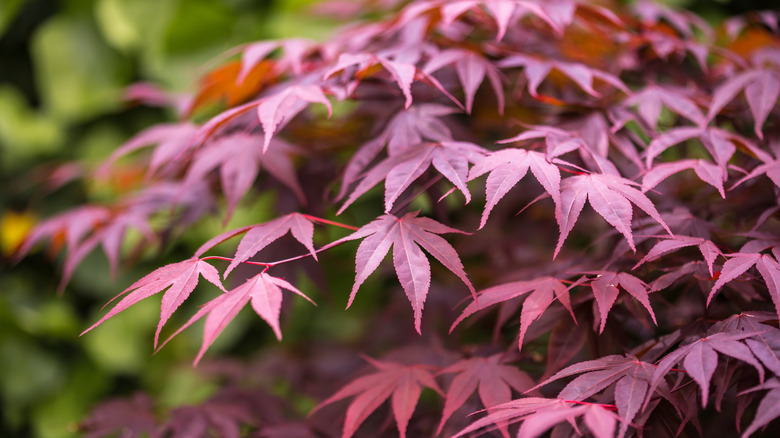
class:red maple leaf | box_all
[451,276,576,350]
[648,331,765,408]
[312,356,442,438]
[437,353,535,434]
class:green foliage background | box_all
[0,1,334,436]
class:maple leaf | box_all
[163,272,315,365]
[740,378,780,438]
[323,52,461,110]
[623,84,706,129]
[183,134,306,220]
[238,38,317,83]
[337,104,457,201]
[633,236,721,277]
[35,180,218,289]
[498,54,627,98]
[632,0,713,39]
[641,159,726,198]
[436,353,535,434]
[223,213,317,277]
[258,84,332,152]
[311,356,442,438]
[15,205,108,265]
[124,82,190,115]
[707,251,780,322]
[530,355,678,438]
[647,261,702,292]
[648,331,765,408]
[81,258,226,348]
[187,58,278,115]
[80,393,157,438]
[451,277,576,349]
[468,148,562,229]
[497,124,608,167]
[587,271,657,334]
[710,311,780,377]
[422,48,505,114]
[731,147,780,190]
[97,122,198,179]
[395,0,569,42]
[444,0,564,40]
[638,28,711,71]
[707,68,780,139]
[556,173,672,258]
[159,401,254,438]
[337,212,474,333]
[338,140,487,214]
[645,126,750,174]
[192,99,262,146]
[452,397,618,438]
[544,318,589,379]
[15,204,158,291]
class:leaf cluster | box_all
[14,0,780,437]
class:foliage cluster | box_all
[13,0,780,437]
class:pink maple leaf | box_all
[337,212,474,333]
[530,354,677,438]
[97,122,198,179]
[162,272,315,365]
[452,397,618,438]
[633,236,721,277]
[338,141,487,214]
[586,271,657,334]
[499,54,627,98]
[337,104,457,202]
[82,258,226,348]
[707,69,780,139]
[707,252,780,322]
[556,173,671,258]
[258,84,332,152]
[423,48,505,114]
[468,148,562,229]
[183,134,306,220]
[223,213,317,278]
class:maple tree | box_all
[12,0,780,436]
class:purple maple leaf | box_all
[312,356,442,438]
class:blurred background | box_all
[0,0,774,437]
[0,1,336,436]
